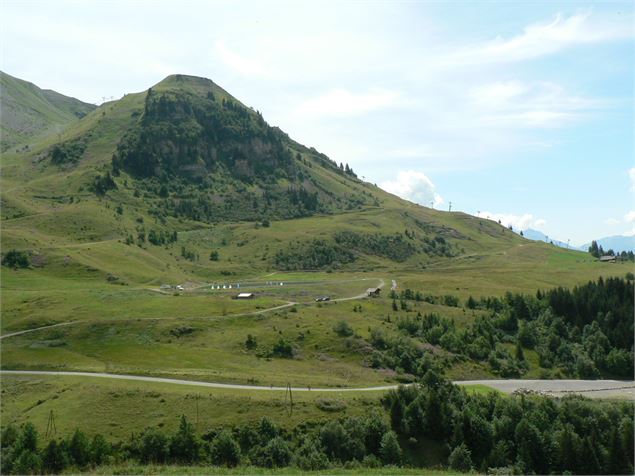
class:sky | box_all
[1,0,633,245]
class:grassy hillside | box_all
[0,71,96,152]
[1,74,632,408]
[1,74,630,385]
[1,72,632,476]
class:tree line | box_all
[373,276,633,380]
[2,376,632,474]
[588,240,634,261]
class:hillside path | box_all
[0,277,385,340]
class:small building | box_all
[599,255,617,263]
[366,287,381,297]
[235,292,255,299]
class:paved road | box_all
[2,371,632,399]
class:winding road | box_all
[2,276,633,400]
[1,370,633,399]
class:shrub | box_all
[333,320,354,337]
[1,250,30,269]
[448,443,473,472]
[380,431,402,465]
[271,339,294,358]
[295,437,329,470]
[315,398,347,412]
[252,436,292,468]
[210,430,241,467]
[245,334,257,350]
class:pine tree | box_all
[555,424,581,473]
[379,431,402,465]
[608,427,630,475]
[69,429,90,468]
[448,443,473,472]
[579,436,601,476]
[170,415,199,463]
[42,440,67,474]
[588,240,600,258]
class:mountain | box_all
[2,72,632,440]
[520,228,581,250]
[0,70,96,152]
[1,72,627,286]
[108,74,375,221]
[582,235,635,254]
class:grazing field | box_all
[0,374,383,439]
[0,373,503,440]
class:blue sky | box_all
[2,0,633,245]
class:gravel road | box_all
[2,371,632,399]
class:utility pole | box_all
[46,410,56,437]
[284,383,293,417]
[448,201,452,212]
[567,239,570,249]
[430,201,434,209]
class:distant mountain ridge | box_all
[520,229,581,250]
[0,70,96,151]
[520,228,635,254]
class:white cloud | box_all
[215,41,269,77]
[629,168,635,191]
[449,11,632,65]
[468,81,603,128]
[475,211,546,231]
[380,171,443,207]
[469,81,528,106]
[624,211,635,223]
[296,88,400,117]
[605,218,620,225]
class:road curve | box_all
[1,370,633,399]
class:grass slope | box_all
[0,71,95,151]
[1,73,631,445]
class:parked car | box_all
[315,296,330,302]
